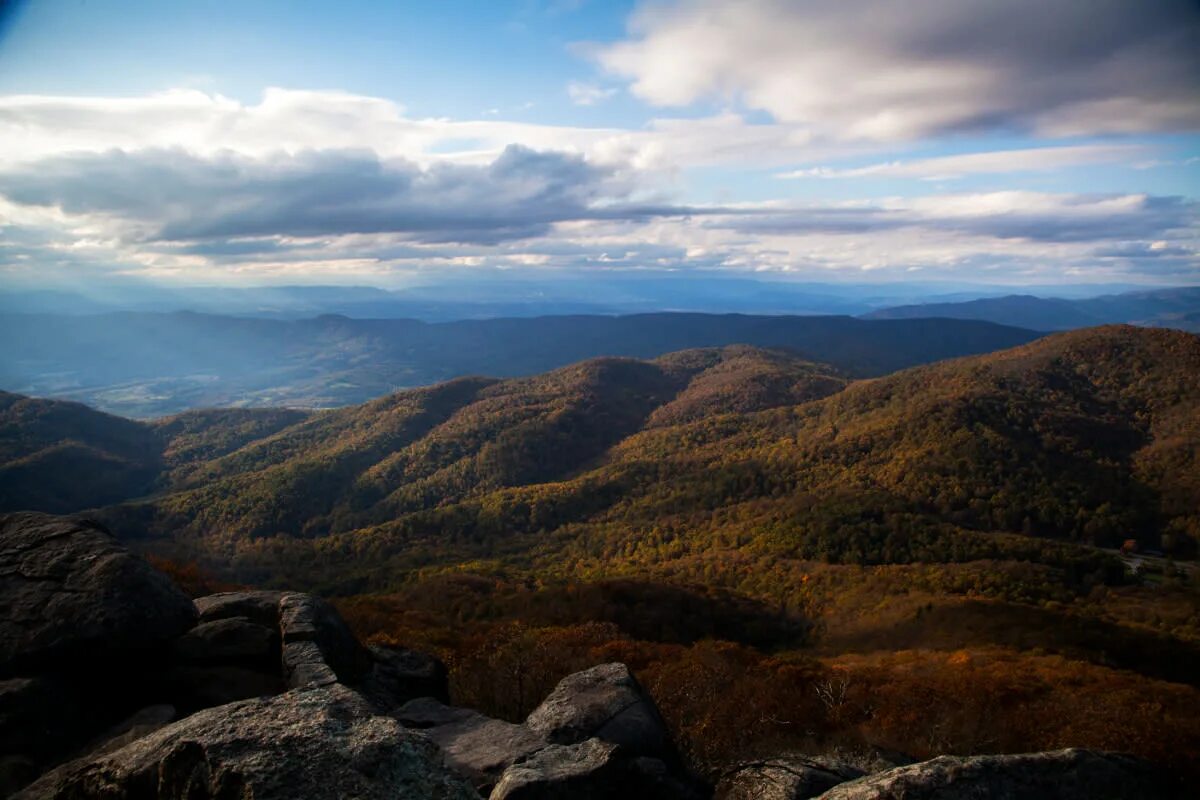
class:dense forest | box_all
[3,325,1200,777]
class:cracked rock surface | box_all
[525,662,672,760]
[16,684,478,800]
[817,748,1175,800]
[0,512,197,676]
[716,756,865,800]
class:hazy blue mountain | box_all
[0,311,1039,417]
[864,287,1200,332]
[0,275,1160,322]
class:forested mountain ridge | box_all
[0,346,849,528]
[2,325,1196,586]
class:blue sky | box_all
[0,0,1197,288]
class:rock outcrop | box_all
[398,697,549,793]
[0,513,199,791]
[490,739,626,799]
[0,515,454,796]
[716,756,865,800]
[0,513,197,675]
[525,662,673,760]
[173,617,278,666]
[194,590,285,626]
[398,673,700,799]
[16,684,478,800]
[815,748,1173,800]
[278,591,371,685]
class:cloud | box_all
[567,82,618,106]
[0,88,1194,287]
[598,0,1200,140]
[0,88,844,173]
[779,144,1152,181]
[0,145,710,245]
[724,192,1198,245]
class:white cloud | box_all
[779,144,1151,181]
[597,0,1200,140]
[567,81,618,106]
[0,87,1195,286]
[0,88,843,174]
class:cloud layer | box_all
[0,145,688,245]
[599,0,1200,140]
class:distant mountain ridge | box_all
[0,312,1038,417]
[864,287,1200,332]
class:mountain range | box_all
[0,312,1038,417]
[864,287,1200,332]
[3,277,1170,321]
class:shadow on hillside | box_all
[823,598,1200,686]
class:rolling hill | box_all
[2,325,1196,585]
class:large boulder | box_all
[490,740,702,800]
[399,697,548,793]
[76,704,177,759]
[0,513,197,676]
[194,590,285,626]
[525,662,672,760]
[818,748,1177,800]
[165,664,283,711]
[173,617,278,666]
[716,756,864,800]
[16,684,479,800]
[489,739,626,800]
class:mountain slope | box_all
[0,392,163,512]
[0,326,1166,591]
[3,327,1197,583]
[112,348,849,541]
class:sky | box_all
[0,0,1197,290]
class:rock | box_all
[525,663,672,760]
[489,739,626,799]
[399,696,548,793]
[77,704,176,759]
[16,684,479,800]
[0,513,197,676]
[279,591,370,683]
[626,756,708,800]
[818,748,1176,800]
[282,640,339,688]
[716,756,864,800]
[362,643,451,710]
[173,617,278,665]
[194,590,284,626]
[166,665,283,711]
[0,676,82,761]
[0,755,37,799]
